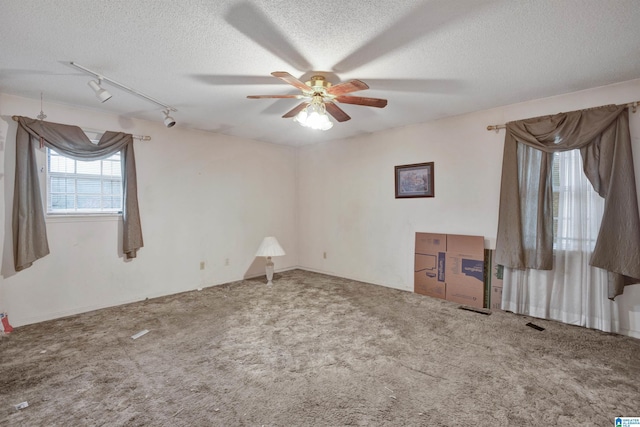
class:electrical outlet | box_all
[323,252,327,259]
[200,261,205,270]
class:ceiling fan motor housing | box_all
[306,75,332,95]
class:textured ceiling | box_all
[2,0,640,146]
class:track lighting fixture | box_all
[163,110,176,128]
[70,62,177,128]
[87,78,112,103]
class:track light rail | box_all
[69,62,177,113]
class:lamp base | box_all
[265,257,274,286]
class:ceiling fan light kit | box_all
[247,71,387,131]
[294,95,334,130]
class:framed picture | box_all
[395,162,434,198]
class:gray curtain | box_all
[495,105,640,299]
[13,116,143,271]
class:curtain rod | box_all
[11,116,151,141]
[486,100,639,132]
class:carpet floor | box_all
[1,269,639,426]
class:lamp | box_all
[163,110,176,128]
[255,236,286,285]
[294,95,333,131]
[87,78,112,103]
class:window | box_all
[551,150,604,251]
[46,131,123,214]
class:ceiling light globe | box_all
[294,110,308,125]
[320,118,333,130]
[307,111,322,128]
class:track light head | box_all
[163,110,176,128]
[88,79,112,103]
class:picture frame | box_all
[395,162,434,198]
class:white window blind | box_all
[46,131,123,214]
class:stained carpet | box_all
[1,269,639,426]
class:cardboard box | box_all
[484,249,504,310]
[414,233,446,299]
[446,234,484,256]
[490,286,503,310]
[414,271,446,299]
[444,234,485,308]
[446,280,485,308]
[488,249,504,289]
[484,249,504,309]
[415,233,446,258]
[414,232,486,307]
[445,234,485,286]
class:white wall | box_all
[297,79,640,338]
[0,93,298,326]
[3,80,640,337]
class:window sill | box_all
[46,213,122,223]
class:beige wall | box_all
[0,93,298,326]
[297,78,640,338]
[3,79,640,338]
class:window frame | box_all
[44,130,124,217]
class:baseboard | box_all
[10,266,302,328]
[11,291,175,327]
[295,267,640,340]
[244,266,298,280]
[295,266,412,292]
[618,327,640,339]
[11,267,639,341]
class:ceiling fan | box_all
[247,71,388,128]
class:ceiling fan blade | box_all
[327,80,369,96]
[332,0,494,73]
[359,78,465,94]
[247,94,302,99]
[325,102,351,122]
[271,71,311,92]
[225,2,311,71]
[191,74,285,86]
[335,96,388,108]
[282,102,309,118]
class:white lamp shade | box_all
[255,236,286,257]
